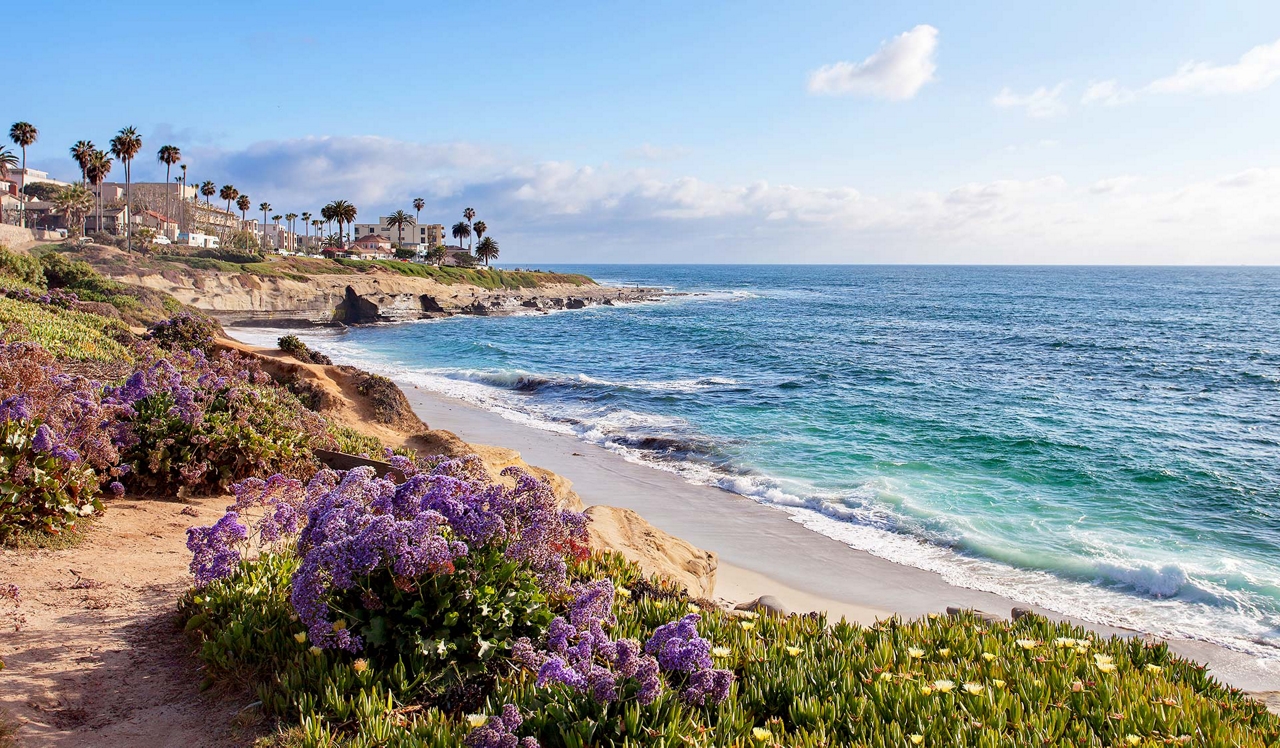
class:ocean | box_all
[237,265,1280,658]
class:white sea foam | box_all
[230,325,1280,660]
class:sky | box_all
[12,1,1280,264]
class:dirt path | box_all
[0,497,257,747]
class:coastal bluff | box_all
[108,263,660,326]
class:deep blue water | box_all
[240,265,1280,655]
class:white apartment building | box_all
[353,218,446,249]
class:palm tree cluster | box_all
[447,206,499,266]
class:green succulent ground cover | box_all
[0,296,132,362]
[187,550,1278,748]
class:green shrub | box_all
[0,246,46,288]
[197,247,265,264]
[326,425,384,457]
[279,335,332,365]
[0,296,132,362]
[347,368,416,427]
[0,417,104,539]
[146,312,220,354]
[332,260,592,289]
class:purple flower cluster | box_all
[644,614,733,705]
[1,287,80,309]
[518,580,663,705]
[463,704,539,748]
[186,512,248,586]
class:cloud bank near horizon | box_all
[148,133,1280,265]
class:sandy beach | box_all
[397,379,1280,696]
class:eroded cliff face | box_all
[115,270,659,326]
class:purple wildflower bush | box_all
[0,341,129,535]
[0,287,80,309]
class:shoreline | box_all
[393,377,1279,695]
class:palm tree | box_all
[84,150,113,233]
[259,202,272,247]
[237,194,251,227]
[300,211,312,248]
[109,126,142,249]
[201,181,216,205]
[475,237,500,266]
[386,209,415,246]
[328,200,356,248]
[0,147,16,180]
[9,122,37,228]
[473,220,487,243]
[463,207,476,249]
[157,144,181,223]
[52,184,94,237]
[70,140,95,185]
[451,220,470,249]
[412,197,425,223]
[311,219,324,248]
[285,212,298,251]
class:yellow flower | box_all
[1016,639,1038,650]
[786,646,803,657]
[739,621,755,631]
[981,652,996,662]
[928,612,940,619]
[908,647,925,658]
[192,596,203,604]
[880,671,894,681]
[920,686,933,695]
[332,619,347,632]
[740,610,759,620]
[466,714,488,728]
[962,682,983,695]
[294,632,307,644]
[1125,735,1141,746]
[751,727,773,742]
[937,648,951,657]
[1055,637,1077,648]
[687,603,701,613]
[309,646,323,656]
[615,586,631,598]
[1145,664,1163,674]
[352,658,368,673]
[910,735,924,745]
[992,679,1006,688]
[1097,662,1118,673]
[932,679,955,694]
[712,646,732,658]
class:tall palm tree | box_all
[463,207,476,249]
[475,237,500,267]
[285,212,298,251]
[220,184,238,213]
[473,220,487,243]
[311,219,324,248]
[412,197,425,223]
[386,209,415,246]
[328,200,356,248]
[179,163,188,230]
[0,147,16,180]
[201,181,216,205]
[9,122,37,228]
[109,126,142,249]
[157,144,181,222]
[84,150,112,233]
[300,211,311,248]
[259,202,272,247]
[52,184,94,237]
[451,220,470,249]
[70,140,95,185]
[237,194,251,228]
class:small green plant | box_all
[0,246,45,288]
[146,312,220,353]
[279,335,332,365]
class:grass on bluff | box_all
[0,296,132,362]
[334,259,593,288]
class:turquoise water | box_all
[240,265,1280,656]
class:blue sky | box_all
[14,1,1280,263]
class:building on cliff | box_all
[354,217,446,250]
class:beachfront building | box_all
[353,218,446,250]
[350,232,394,258]
[177,231,220,249]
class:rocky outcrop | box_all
[585,505,718,598]
[112,269,661,326]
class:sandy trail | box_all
[0,497,255,748]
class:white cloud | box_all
[1090,175,1139,194]
[993,83,1069,118]
[1081,79,1137,106]
[162,134,1280,264]
[1148,38,1280,95]
[808,25,939,100]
